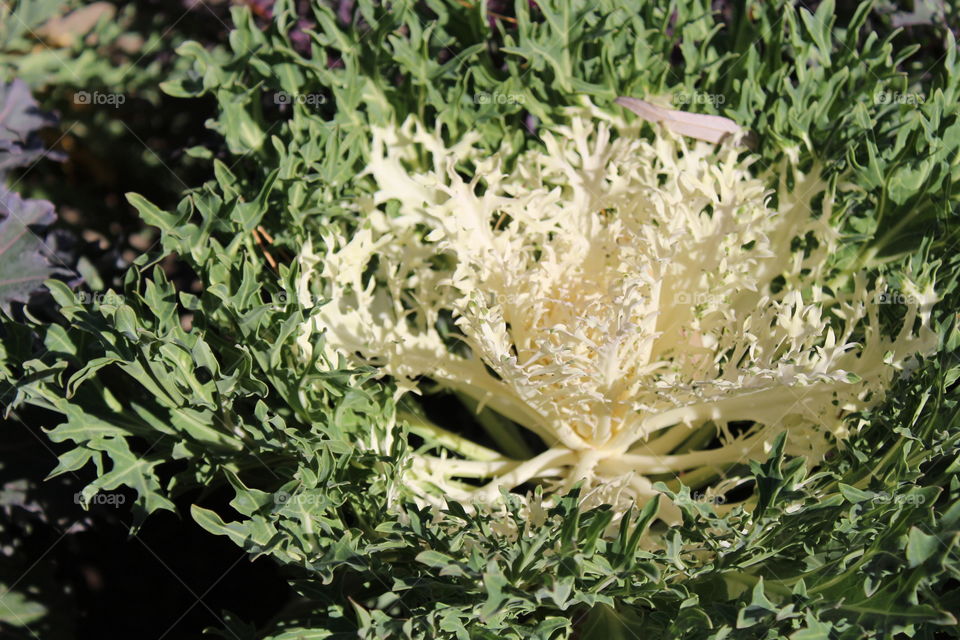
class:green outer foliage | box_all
[0,0,174,91]
[2,0,960,637]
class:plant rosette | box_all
[295,102,938,536]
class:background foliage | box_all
[1,0,960,638]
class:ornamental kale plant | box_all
[304,107,936,524]
[3,1,960,638]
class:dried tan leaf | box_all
[615,96,747,145]
[37,2,116,48]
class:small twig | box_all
[455,0,517,23]
[257,225,292,262]
[257,225,276,244]
[252,227,278,270]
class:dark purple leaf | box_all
[0,79,62,175]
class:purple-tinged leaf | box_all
[0,79,62,175]
[0,187,63,312]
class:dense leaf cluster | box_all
[2,0,960,637]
